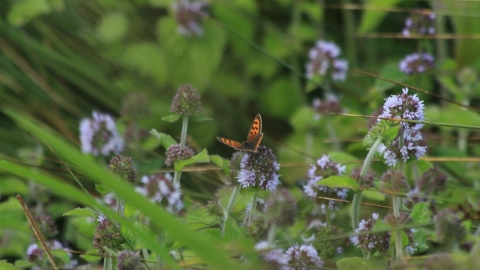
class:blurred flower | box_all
[93,216,125,254]
[350,168,376,189]
[170,84,203,116]
[380,169,410,193]
[108,154,136,182]
[117,250,145,270]
[121,92,149,119]
[27,240,70,263]
[383,213,417,255]
[304,155,348,211]
[404,166,447,207]
[173,0,209,37]
[306,40,348,81]
[312,94,342,120]
[136,173,184,213]
[264,189,297,227]
[312,224,347,259]
[376,88,427,166]
[35,214,58,239]
[230,146,280,191]
[255,241,287,269]
[165,144,195,166]
[80,111,124,156]
[399,52,435,75]
[402,11,435,36]
[350,213,391,254]
[283,244,323,270]
[434,209,466,245]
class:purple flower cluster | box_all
[399,52,435,75]
[173,0,209,37]
[165,144,195,166]
[306,40,348,81]
[80,111,124,156]
[255,242,324,270]
[377,88,427,166]
[350,213,391,254]
[231,146,280,191]
[402,11,435,36]
[304,155,348,210]
[136,173,184,213]
[312,94,342,120]
[170,84,203,116]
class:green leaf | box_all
[210,155,231,175]
[191,113,213,122]
[14,260,33,268]
[174,148,210,172]
[161,114,181,123]
[362,190,386,201]
[358,0,402,34]
[337,256,388,270]
[410,202,432,224]
[97,12,129,43]
[51,250,71,266]
[410,160,433,174]
[95,183,112,195]
[149,130,177,149]
[80,249,101,262]
[315,176,360,191]
[63,207,96,218]
[413,228,429,253]
[222,217,243,243]
[383,124,400,142]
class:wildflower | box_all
[93,216,124,254]
[434,209,466,245]
[264,189,297,227]
[405,166,447,207]
[230,146,280,191]
[306,40,348,81]
[26,244,43,262]
[108,154,136,182]
[376,88,427,166]
[255,241,287,268]
[170,84,203,116]
[304,155,348,210]
[313,224,346,259]
[383,213,417,254]
[380,169,410,193]
[399,53,435,75]
[165,144,195,166]
[173,0,209,37]
[350,213,391,254]
[136,173,184,213]
[35,215,58,239]
[79,111,124,156]
[283,244,323,270]
[402,11,435,36]
[350,167,376,189]
[117,250,145,270]
[312,94,342,120]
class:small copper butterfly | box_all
[217,114,263,153]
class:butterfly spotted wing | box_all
[217,114,263,153]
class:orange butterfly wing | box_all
[246,114,262,142]
[217,137,242,150]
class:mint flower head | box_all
[402,11,435,37]
[399,52,435,75]
[306,40,348,81]
[173,0,209,37]
[304,155,348,210]
[93,216,124,254]
[79,111,124,156]
[165,144,195,166]
[230,146,280,191]
[312,94,342,120]
[108,154,136,182]
[136,173,184,214]
[376,88,427,166]
[117,250,145,270]
[283,244,324,270]
[170,84,203,116]
[255,241,287,269]
[350,213,391,254]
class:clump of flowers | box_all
[402,11,435,36]
[117,250,145,270]
[312,94,342,120]
[108,154,136,182]
[93,216,125,254]
[399,53,435,75]
[350,168,376,189]
[375,88,427,166]
[405,167,447,207]
[283,244,324,270]
[350,213,391,254]
[165,144,195,166]
[230,146,280,191]
[304,155,348,210]
[27,240,72,264]
[434,209,467,246]
[173,0,209,37]
[35,214,58,239]
[306,40,348,81]
[170,84,203,116]
[255,241,287,269]
[312,224,346,259]
[264,188,297,227]
[383,213,417,255]
[380,169,410,193]
[79,111,124,156]
[136,173,184,213]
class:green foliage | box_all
[316,176,360,191]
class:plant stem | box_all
[247,193,258,226]
[267,224,277,245]
[222,185,239,235]
[174,115,189,184]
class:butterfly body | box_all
[217,114,263,153]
